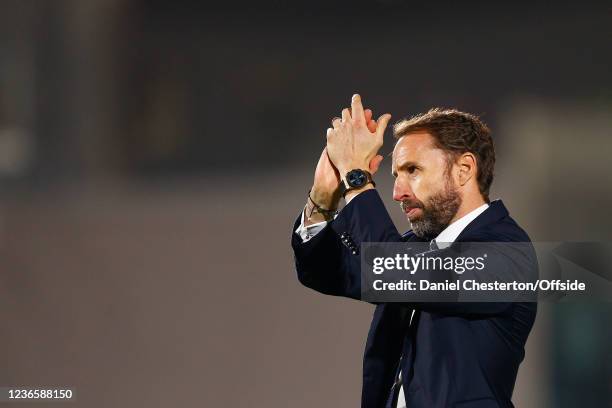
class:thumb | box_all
[369,155,384,175]
[375,113,392,139]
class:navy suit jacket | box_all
[291,190,537,408]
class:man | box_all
[291,94,537,408]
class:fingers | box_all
[341,108,351,123]
[367,121,378,133]
[367,117,378,133]
[334,98,378,133]
[369,155,384,175]
[331,117,342,129]
[375,113,392,139]
[360,108,377,133]
[351,94,366,125]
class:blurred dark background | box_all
[1,1,611,407]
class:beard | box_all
[401,179,462,241]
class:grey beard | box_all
[410,185,461,241]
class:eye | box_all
[407,165,417,174]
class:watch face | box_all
[346,170,368,188]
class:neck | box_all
[449,194,486,225]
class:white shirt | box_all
[432,202,489,248]
[294,210,328,242]
[296,198,489,407]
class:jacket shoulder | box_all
[474,214,532,243]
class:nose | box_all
[393,177,414,202]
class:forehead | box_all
[392,131,439,166]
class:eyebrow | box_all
[391,161,420,177]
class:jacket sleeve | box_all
[291,189,403,300]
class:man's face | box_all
[391,131,462,240]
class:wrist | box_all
[310,184,341,209]
[303,203,330,226]
[304,189,339,225]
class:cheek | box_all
[410,175,430,200]
[418,169,449,196]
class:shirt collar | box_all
[434,203,489,249]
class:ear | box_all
[456,152,477,186]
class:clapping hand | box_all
[309,98,389,215]
[326,94,391,179]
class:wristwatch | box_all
[341,169,375,198]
